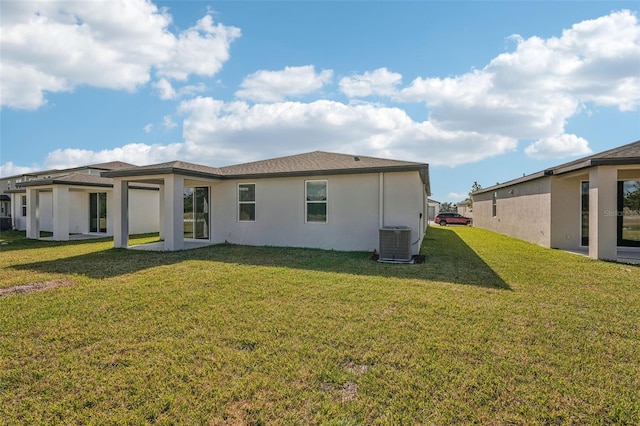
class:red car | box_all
[435,213,472,226]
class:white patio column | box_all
[10,193,17,230]
[158,184,165,240]
[589,166,617,261]
[163,175,184,251]
[26,188,40,239]
[52,186,70,241]
[113,180,129,248]
[106,191,114,236]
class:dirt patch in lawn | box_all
[0,279,74,297]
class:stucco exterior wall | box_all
[209,171,426,254]
[128,189,160,234]
[69,191,89,234]
[38,192,54,232]
[10,193,26,230]
[473,177,552,247]
[12,187,159,236]
[550,174,586,250]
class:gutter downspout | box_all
[379,172,384,228]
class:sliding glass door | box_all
[89,192,107,233]
[581,182,589,246]
[618,180,640,247]
[183,187,209,240]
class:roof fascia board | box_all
[591,158,640,167]
[17,180,113,189]
[16,180,158,191]
[104,168,224,181]
[472,171,548,195]
[105,164,428,181]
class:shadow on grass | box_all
[0,231,113,253]
[11,227,509,290]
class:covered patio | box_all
[105,161,223,251]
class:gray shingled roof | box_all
[219,151,427,177]
[552,139,640,174]
[17,174,113,188]
[103,151,429,181]
[474,140,640,194]
[0,161,136,180]
[103,161,224,179]
[86,161,136,170]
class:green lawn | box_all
[1,227,639,424]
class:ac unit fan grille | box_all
[379,226,412,261]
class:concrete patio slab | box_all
[564,247,640,264]
[128,240,215,251]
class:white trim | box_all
[305,179,328,224]
[183,185,210,242]
[237,182,256,222]
[88,191,108,234]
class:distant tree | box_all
[440,202,455,212]
[470,181,482,194]
[468,181,482,211]
[624,181,640,211]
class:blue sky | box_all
[1,1,639,202]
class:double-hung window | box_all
[238,183,256,221]
[21,195,27,217]
[305,180,327,223]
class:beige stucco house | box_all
[427,199,441,222]
[472,140,640,261]
[9,162,159,240]
[102,151,431,254]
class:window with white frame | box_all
[492,192,497,217]
[21,195,27,217]
[305,180,327,223]
[238,183,256,221]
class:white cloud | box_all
[153,78,177,100]
[3,97,518,173]
[143,123,153,133]
[163,115,177,130]
[156,15,241,81]
[235,65,333,103]
[3,9,637,173]
[0,162,38,178]
[41,143,189,170]
[177,97,516,166]
[389,10,639,151]
[0,1,240,109]
[153,78,206,100]
[447,192,469,201]
[524,134,593,159]
[339,68,403,98]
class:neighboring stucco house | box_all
[472,140,640,261]
[102,151,431,254]
[427,199,441,222]
[456,201,473,218]
[8,162,159,240]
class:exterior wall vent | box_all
[379,226,412,262]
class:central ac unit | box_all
[379,226,412,262]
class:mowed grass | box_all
[1,227,639,424]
